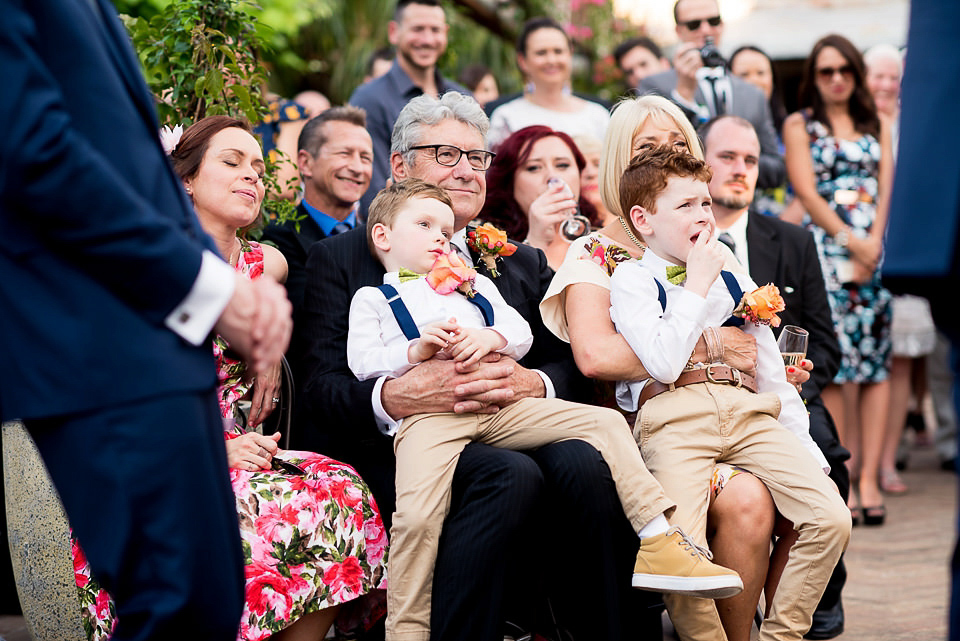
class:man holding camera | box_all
[636,0,785,188]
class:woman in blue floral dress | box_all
[784,34,894,526]
[73,117,387,641]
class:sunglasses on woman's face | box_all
[817,65,854,79]
[681,16,722,31]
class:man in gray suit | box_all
[636,0,785,188]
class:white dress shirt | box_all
[349,270,534,436]
[164,250,235,345]
[609,250,826,469]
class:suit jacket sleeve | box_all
[2,2,208,322]
[794,231,840,398]
[298,233,384,450]
[518,245,591,402]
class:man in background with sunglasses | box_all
[636,0,786,189]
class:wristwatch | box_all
[833,227,850,248]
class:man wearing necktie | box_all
[1,1,293,639]
[262,106,373,318]
[703,115,849,639]
[297,91,659,641]
[636,0,785,189]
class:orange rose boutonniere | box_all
[734,283,785,327]
[466,223,517,278]
[426,250,478,298]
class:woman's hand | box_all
[226,431,281,472]
[248,360,282,428]
[848,234,882,272]
[718,327,759,376]
[526,182,578,247]
[785,358,813,392]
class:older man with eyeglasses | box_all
[636,0,785,189]
[295,91,662,641]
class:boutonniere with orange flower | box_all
[426,251,479,298]
[466,223,517,278]
[733,283,786,327]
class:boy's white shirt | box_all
[348,271,534,435]
[609,249,828,471]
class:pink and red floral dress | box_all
[73,239,387,641]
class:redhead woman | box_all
[479,124,601,269]
[540,95,799,641]
[784,34,894,526]
[72,117,387,641]
[487,17,609,148]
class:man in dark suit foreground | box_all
[296,92,656,641]
[703,115,849,639]
[0,1,291,639]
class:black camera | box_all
[700,37,725,68]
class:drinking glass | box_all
[777,325,809,367]
[547,177,591,241]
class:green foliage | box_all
[119,0,297,231]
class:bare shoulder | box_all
[261,243,289,284]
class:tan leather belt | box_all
[638,365,758,408]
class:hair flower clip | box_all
[466,223,517,278]
[426,251,478,298]
[733,283,785,327]
[159,124,185,156]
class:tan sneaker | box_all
[633,526,743,599]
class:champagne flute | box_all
[547,177,591,241]
[777,325,809,367]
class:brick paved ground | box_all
[1,443,955,641]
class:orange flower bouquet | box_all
[426,251,478,298]
[733,283,785,327]
[466,223,517,278]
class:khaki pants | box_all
[636,383,851,641]
[386,397,674,641]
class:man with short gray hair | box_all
[296,91,660,641]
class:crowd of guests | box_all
[4,1,954,641]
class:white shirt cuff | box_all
[372,376,402,436]
[533,369,556,399]
[164,250,235,345]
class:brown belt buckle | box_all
[706,364,742,389]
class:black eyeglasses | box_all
[681,15,722,30]
[817,65,854,79]
[410,145,496,171]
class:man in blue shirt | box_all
[350,0,469,218]
[262,106,374,317]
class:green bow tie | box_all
[666,265,686,285]
[398,268,424,283]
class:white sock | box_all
[637,513,670,539]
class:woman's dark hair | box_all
[729,45,787,134]
[170,115,252,182]
[516,17,571,56]
[479,125,600,240]
[798,34,879,138]
[458,63,493,92]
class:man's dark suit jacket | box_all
[1,0,219,421]
[745,212,848,492]
[261,202,326,318]
[295,226,587,509]
[637,69,786,189]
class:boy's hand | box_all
[684,230,726,297]
[447,327,507,370]
[408,318,459,364]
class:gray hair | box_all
[390,92,489,167]
[863,43,903,72]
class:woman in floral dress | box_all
[784,34,894,526]
[74,116,387,641]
